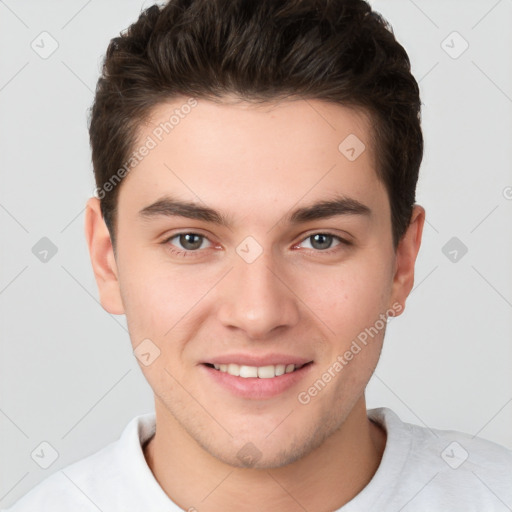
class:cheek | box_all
[117,266,195,389]
[300,256,393,338]
[118,273,158,328]
[115,245,182,342]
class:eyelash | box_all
[161,232,352,259]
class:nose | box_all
[216,249,301,340]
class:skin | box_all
[85,96,424,512]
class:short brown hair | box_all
[89,0,423,248]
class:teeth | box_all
[212,363,299,378]
[258,365,277,378]
[275,364,286,376]
[228,363,240,376]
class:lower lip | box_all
[200,363,314,400]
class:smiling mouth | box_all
[203,362,312,378]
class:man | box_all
[4,0,511,510]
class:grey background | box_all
[1,0,511,507]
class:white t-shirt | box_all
[3,407,512,511]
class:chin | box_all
[209,443,310,470]
[199,419,334,470]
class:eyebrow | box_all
[138,194,371,227]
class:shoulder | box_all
[404,412,512,473]
[371,406,512,468]
[2,413,158,512]
[2,443,119,512]
[368,407,512,510]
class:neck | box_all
[143,395,386,511]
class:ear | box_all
[84,197,125,315]
[390,205,425,315]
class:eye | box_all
[162,231,351,259]
[163,232,212,257]
[297,233,351,253]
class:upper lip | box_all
[204,354,313,367]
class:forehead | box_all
[118,97,387,222]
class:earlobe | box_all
[84,197,125,315]
[390,205,425,314]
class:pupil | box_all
[181,234,202,250]
[178,234,333,251]
[312,234,332,250]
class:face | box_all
[86,96,423,469]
